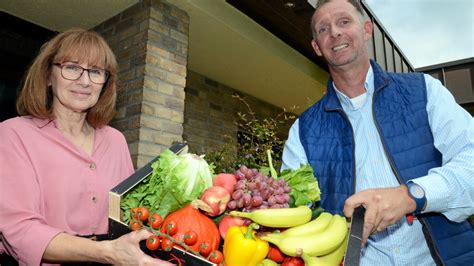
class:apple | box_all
[191,186,230,217]
[213,173,237,194]
[218,215,245,239]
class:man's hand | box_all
[343,185,416,246]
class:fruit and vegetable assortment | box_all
[124,149,348,265]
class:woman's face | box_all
[49,60,105,114]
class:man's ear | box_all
[363,20,373,41]
[311,39,323,57]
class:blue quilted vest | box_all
[299,60,473,265]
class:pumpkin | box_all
[161,204,221,252]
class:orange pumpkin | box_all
[161,204,221,252]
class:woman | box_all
[0,28,172,265]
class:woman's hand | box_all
[105,229,174,265]
[343,185,416,246]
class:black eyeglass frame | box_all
[52,63,110,85]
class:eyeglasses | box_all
[53,63,110,85]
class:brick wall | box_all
[183,70,295,155]
[93,0,294,166]
[94,0,188,168]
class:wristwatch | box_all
[406,181,426,214]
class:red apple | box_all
[282,257,304,266]
[191,186,230,217]
[213,173,237,194]
[218,215,245,239]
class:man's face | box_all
[311,0,372,68]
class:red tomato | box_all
[282,257,304,266]
[173,232,185,243]
[165,220,178,236]
[267,245,286,263]
[184,230,198,246]
[148,213,163,229]
[146,235,160,251]
[161,238,174,251]
[199,241,212,257]
[129,219,141,231]
[130,207,139,220]
[208,250,224,264]
[137,206,149,222]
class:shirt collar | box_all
[332,65,374,109]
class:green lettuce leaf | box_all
[280,163,321,207]
[121,149,213,222]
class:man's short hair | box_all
[314,0,365,15]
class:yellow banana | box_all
[300,233,348,266]
[229,205,311,228]
[318,232,349,265]
[280,212,334,237]
[260,214,348,257]
[300,253,329,266]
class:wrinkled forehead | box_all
[53,36,108,68]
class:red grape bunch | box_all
[226,165,291,212]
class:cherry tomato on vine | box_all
[165,220,178,236]
[208,250,224,264]
[130,207,139,220]
[161,238,174,251]
[184,230,198,246]
[199,241,212,257]
[146,235,160,251]
[129,219,141,231]
[173,232,185,244]
[137,206,149,222]
[148,213,163,229]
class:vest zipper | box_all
[371,89,444,266]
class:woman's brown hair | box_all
[16,28,118,128]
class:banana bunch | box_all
[229,205,312,228]
[259,212,349,266]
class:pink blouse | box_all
[0,117,134,265]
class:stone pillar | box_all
[94,0,188,168]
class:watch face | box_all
[409,184,425,198]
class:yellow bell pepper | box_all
[223,223,269,266]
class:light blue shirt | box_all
[282,66,474,265]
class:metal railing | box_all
[361,0,415,73]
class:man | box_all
[281,0,474,264]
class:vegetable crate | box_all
[108,142,214,266]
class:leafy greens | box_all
[121,149,213,222]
